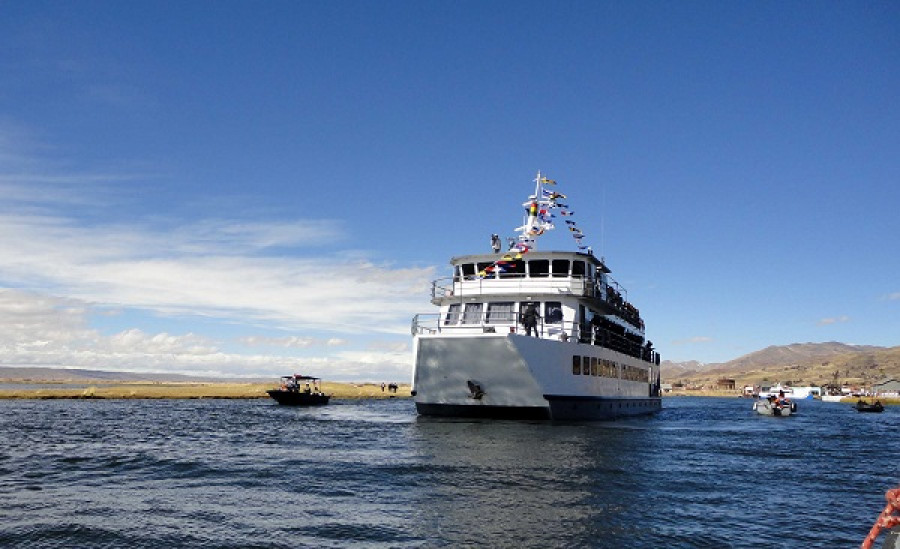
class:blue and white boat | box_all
[410,172,662,420]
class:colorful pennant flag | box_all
[479,174,594,278]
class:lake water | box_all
[0,397,896,548]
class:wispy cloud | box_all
[0,144,433,379]
[885,292,900,301]
[238,335,349,349]
[0,290,411,380]
[817,315,850,326]
[672,336,713,346]
[0,210,433,335]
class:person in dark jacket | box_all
[520,303,540,337]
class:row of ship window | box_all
[572,355,649,382]
[444,301,563,325]
[456,259,591,280]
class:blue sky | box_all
[1,1,897,380]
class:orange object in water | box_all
[862,486,900,549]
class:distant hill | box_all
[0,366,269,384]
[658,359,714,379]
[725,342,883,371]
[662,342,900,387]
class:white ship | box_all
[410,172,662,420]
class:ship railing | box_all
[432,275,645,331]
[412,312,580,340]
[582,325,660,364]
[596,277,644,331]
[411,313,660,364]
[431,275,593,301]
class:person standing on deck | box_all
[491,234,501,253]
[520,303,540,337]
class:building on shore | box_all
[873,378,900,397]
[716,378,736,390]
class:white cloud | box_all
[107,329,217,355]
[0,289,411,380]
[0,163,433,379]
[238,335,349,348]
[672,336,713,346]
[0,211,434,335]
[366,340,411,353]
[817,315,850,326]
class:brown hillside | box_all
[663,343,900,388]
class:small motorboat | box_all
[753,397,797,417]
[267,374,330,406]
[856,400,885,413]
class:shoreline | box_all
[0,381,412,400]
[1,383,893,405]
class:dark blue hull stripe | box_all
[415,402,551,419]
[544,395,661,420]
[416,396,661,420]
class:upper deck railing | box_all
[430,274,645,331]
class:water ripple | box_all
[0,397,897,548]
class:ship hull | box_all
[412,334,660,420]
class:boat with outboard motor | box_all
[856,400,885,413]
[266,375,330,406]
[753,396,798,416]
[410,172,662,420]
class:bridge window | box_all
[462,303,483,324]
[590,357,598,376]
[552,259,569,277]
[581,356,590,375]
[572,261,586,278]
[528,259,549,278]
[460,263,476,279]
[486,302,514,323]
[499,260,525,278]
[444,304,461,325]
[572,356,581,375]
[477,262,495,278]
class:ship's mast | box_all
[517,170,546,251]
[478,171,580,278]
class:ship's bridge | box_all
[430,251,643,331]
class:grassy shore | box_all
[0,381,411,400]
[2,383,894,405]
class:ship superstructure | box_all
[410,172,662,419]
